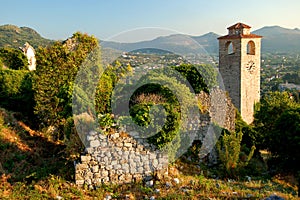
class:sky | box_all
[1,0,300,42]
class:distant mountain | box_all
[101,32,219,56]
[0,24,53,49]
[190,32,219,54]
[2,24,300,54]
[253,26,300,53]
[102,26,300,55]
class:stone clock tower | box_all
[218,23,262,124]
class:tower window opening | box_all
[226,41,234,55]
[247,41,255,55]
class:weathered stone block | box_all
[92,165,99,173]
[101,170,109,177]
[75,179,84,185]
[94,172,101,178]
[152,159,158,168]
[113,164,121,170]
[75,173,84,180]
[90,140,100,147]
[137,167,144,173]
[81,155,91,162]
[76,163,88,170]
[111,160,117,166]
[88,131,98,136]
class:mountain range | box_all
[1,24,300,54]
[101,26,300,55]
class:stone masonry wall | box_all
[75,130,168,188]
[75,89,236,188]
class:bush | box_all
[172,64,218,94]
[217,130,256,178]
[0,69,34,116]
[112,64,212,151]
[271,107,300,168]
[0,47,28,70]
[0,57,3,68]
[254,91,298,150]
[254,91,300,176]
[235,110,258,151]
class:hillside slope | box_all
[0,24,53,48]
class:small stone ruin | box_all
[75,89,235,188]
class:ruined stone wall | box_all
[75,89,236,188]
[75,131,168,188]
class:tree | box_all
[32,32,99,139]
[172,64,217,94]
[254,91,298,150]
[95,60,131,114]
[271,107,300,167]
[0,47,28,70]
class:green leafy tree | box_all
[254,91,300,179]
[172,64,217,93]
[0,47,28,70]
[33,32,98,139]
[95,61,131,115]
[271,107,300,167]
[254,91,298,150]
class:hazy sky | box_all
[1,0,300,42]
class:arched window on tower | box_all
[226,41,234,55]
[247,41,255,55]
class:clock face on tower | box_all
[246,60,255,73]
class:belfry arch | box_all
[226,41,234,54]
[247,40,255,55]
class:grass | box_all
[0,107,299,199]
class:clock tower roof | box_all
[227,22,251,30]
[218,22,262,40]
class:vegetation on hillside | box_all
[0,108,298,199]
[0,24,53,49]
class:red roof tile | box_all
[227,22,251,30]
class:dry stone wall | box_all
[75,130,169,188]
[75,89,235,188]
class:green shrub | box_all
[0,69,33,116]
[271,107,300,167]
[113,64,210,150]
[172,64,218,94]
[254,91,298,150]
[0,57,3,68]
[254,91,300,171]
[235,110,258,151]
[0,47,28,70]
[217,130,256,178]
